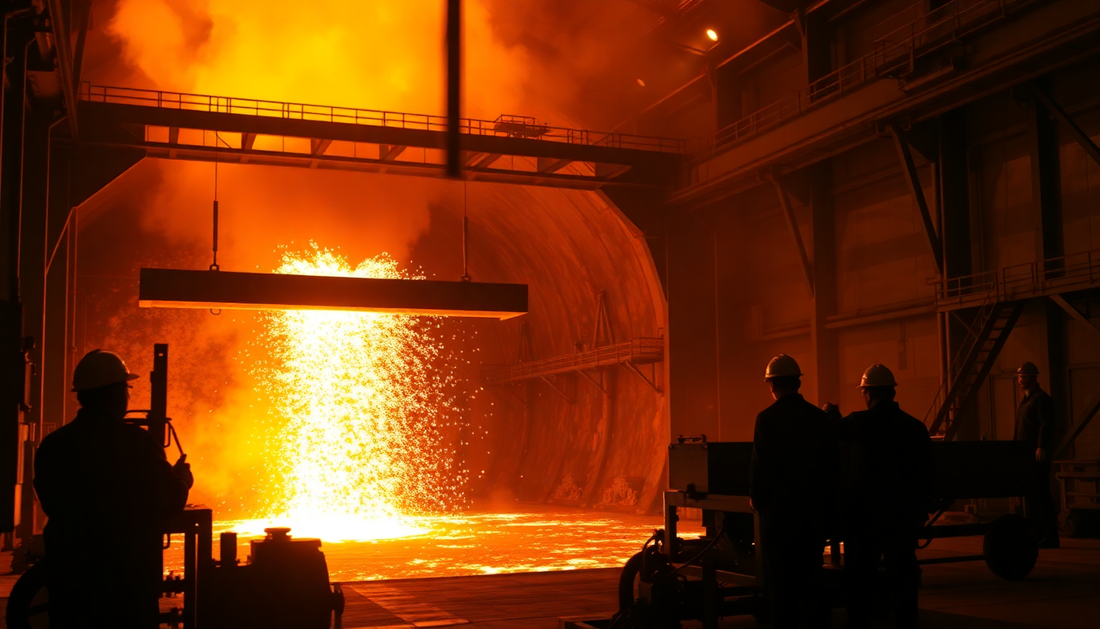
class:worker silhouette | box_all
[750,355,833,629]
[1014,361,1059,548]
[34,350,193,628]
[823,364,932,629]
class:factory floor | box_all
[0,535,1096,628]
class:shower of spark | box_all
[236,246,466,541]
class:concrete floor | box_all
[0,535,1096,628]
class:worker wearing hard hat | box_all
[1014,361,1059,548]
[750,355,833,629]
[34,350,193,628]
[823,364,932,629]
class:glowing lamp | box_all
[706,28,719,41]
[138,268,528,320]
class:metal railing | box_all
[936,248,1100,305]
[922,287,1000,431]
[79,83,687,155]
[483,337,664,384]
[872,0,1022,73]
[702,0,1028,155]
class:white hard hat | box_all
[765,354,802,380]
[72,349,139,392]
[859,363,897,388]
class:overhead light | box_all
[636,78,646,87]
[138,268,528,320]
[706,28,719,42]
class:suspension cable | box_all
[461,181,471,282]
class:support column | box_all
[801,9,832,86]
[938,110,972,393]
[1027,85,1068,456]
[42,142,73,438]
[666,210,718,440]
[807,163,838,406]
[16,108,51,541]
[1027,87,1063,269]
[0,25,32,536]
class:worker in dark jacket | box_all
[1015,361,1059,548]
[824,364,932,629]
[35,350,193,629]
[750,354,833,629]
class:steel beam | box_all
[1049,294,1100,337]
[139,268,528,319]
[537,157,572,173]
[674,0,1100,207]
[1033,85,1100,167]
[48,0,79,140]
[380,144,406,161]
[769,175,814,296]
[1054,389,1100,459]
[310,138,332,156]
[78,101,680,177]
[891,124,943,274]
[446,0,461,177]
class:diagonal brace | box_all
[577,370,608,394]
[540,376,573,403]
[1033,86,1100,167]
[891,124,943,274]
[621,362,661,394]
[1054,389,1100,459]
[1050,295,1100,338]
[769,175,815,297]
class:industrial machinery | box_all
[609,436,1040,629]
[4,344,345,629]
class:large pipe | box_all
[445,0,461,178]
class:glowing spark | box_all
[239,246,464,541]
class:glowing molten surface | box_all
[235,248,461,541]
[166,508,704,582]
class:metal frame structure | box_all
[76,83,684,190]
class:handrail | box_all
[923,286,999,429]
[483,337,664,384]
[934,248,1100,304]
[698,0,1027,157]
[79,83,687,155]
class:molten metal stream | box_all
[233,248,463,541]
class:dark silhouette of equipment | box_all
[5,344,345,629]
[603,436,1039,629]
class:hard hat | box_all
[72,349,139,392]
[1016,361,1040,375]
[765,354,802,380]
[859,364,897,388]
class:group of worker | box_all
[750,354,1060,629]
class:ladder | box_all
[926,296,1026,440]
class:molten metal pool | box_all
[164,507,703,582]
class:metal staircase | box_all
[926,295,1025,440]
[926,247,1100,440]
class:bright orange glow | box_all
[706,28,719,42]
[233,247,464,541]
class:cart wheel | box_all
[5,561,49,629]
[618,551,645,611]
[983,514,1038,580]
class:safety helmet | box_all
[72,349,139,392]
[1016,361,1040,375]
[764,354,802,380]
[858,364,897,388]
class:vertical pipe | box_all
[713,228,721,441]
[445,0,461,178]
[936,159,949,389]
